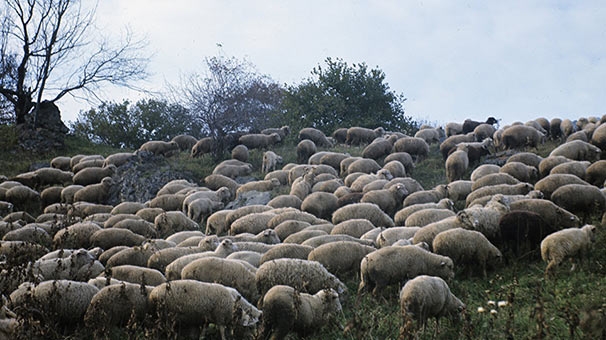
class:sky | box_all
[58,0,606,127]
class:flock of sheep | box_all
[0,114,605,339]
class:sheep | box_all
[457,196,510,241]
[182,187,231,214]
[259,285,342,340]
[349,170,392,192]
[298,127,332,147]
[265,194,301,210]
[73,177,114,204]
[445,122,463,137]
[191,136,216,157]
[255,258,347,298]
[203,174,240,198]
[549,160,590,180]
[432,228,502,278]
[506,152,543,170]
[412,216,467,249]
[230,211,277,235]
[499,161,538,183]
[439,132,476,159]
[137,140,179,157]
[376,226,420,247]
[84,282,152,328]
[586,160,606,186]
[317,152,351,172]
[501,125,546,149]
[262,150,283,173]
[540,224,597,275]
[225,204,273,227]
[147,193,186,212]
[403,185,448,207]
[181,256,258,302]
[259,243,314,264]
[360,183,408,216]
[231,144,249,162]
[32,167,73,188]
[52,221,101,249]
[509,198,581,229]
[463,117,498,133]
[307,241,376,277]
[30,249,104,281]
[473,123,496,141]
[590,122,606,151]
[405,208,456,228]
[262,125,290,140]
[149,280,261,339]
[497,210,556,259]
[236,178,281,199]
[538,156,572,178]
[11,280,99,325]
[549,140,601,162]
[394,200,455,227]
[534,173,590,200]
[414,127,443,145]
[393,137,430,161]
[51,156,72,171]
[454,137,494,164]
[283,230,328,244]
[551,184,606,220]
[154,211,200,238]
[329,219,375,238]
[346,158,382,175]
[297,139,317,163]
[72,159,105,173]
[113,218,158,239]
[332,202,395,228]
[560,118,576,137]
[105,244,158,268]
[445,146,469,183]
[68,201,113,218]
[267,209,327,229]
[102,152,138,167]
[40,186,63,206]
[567,130,589,142]
[470,164,500,182]
[465,182,533,208]
[362,137,393,160]
[399,275,465,331]
[4,185,41,214]
[135,207,164,224]
[89,228,146,249]
[345,126,385,145]
[332,128,348,144]
[290,171,315,200]
[312,178,344,193]
[298,191,339,220]
[384,152,415,176]
[104,264,167,286]
[212,159,254,178]
[358,245,455,296]
[72,165,116,186]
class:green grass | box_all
[2,128,605,339]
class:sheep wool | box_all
[541,225,597,275]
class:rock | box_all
[225,190,271,209]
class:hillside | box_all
[0,127,605,339]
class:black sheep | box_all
[462,117,499,134]
[497,210,556,260]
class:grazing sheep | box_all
[453,138,494,164]
[137,140,179,157]
[445,122,463,137]
[470,164,500,182]
[412,216,466,250]
[149,280,261,339]
[457,196,510,242]
[382,160,406,178]
[445,146,469,183]
[497,210,556,259]
[501,125,546,149]
[90,228,146,249]
[549,140,601,162]
[473,124,496,141]
[499,161,538,183]
[148,193,186,211]
[549,160,590,180]
[300,192,339,220]
[236,178,281,198]
[212,159,254,178]
[204,174,240,198]
[534,173,590,200]
[106,264,167,286]
[239,133,282,149]
[439,132,476,159]
[255,258,347,298]
[415,128,443,145]
[560,119,576,138]
[225,204,273,227]
[40,186,63,206]
[384,152,415,176]
[182,187,231,215]
[403,185,448,208]
[72,159,105,173]
[399,275,465,331]
[590,122,606,151]
[52,221,101,249]
[346,126,385,145]
[507,152,543,170]
[205,210,233,236]
[541,225,597,275]
[171,134,198,151]
[103,152,138,167]
[308,241,376,277]
[51,156,72,171]
[509,199,581,229]
[191,137,215,157]
[465,183,533,208]
[332,128,348,144]
[330,219,375,238]
[290,171,315,200]
[262,125,290,140]
[362,138,393,160]
[154,211,200,238]
[358,245,455,296]
[231,144,249,162]
[393,137,430,161]
[318,152,351,172]
[4,185,41,214]
[551,184,606,220]
[73,177,114,204]
[312,178,344,193]
[433,228,502,278]
[30,249,104,281]
[73,165,117,186]
[360,183,408,216]
[260,243,314,264]
[375,226,420,247]
[267,194,302,210]
[84,282,152,328]
[538,155,573,178]
[346,158,382,175]
[181,257,258,302]
[230,211,277,235]
[332,202,395,228]
[297,139,317,163]
[283,230,328,244]
[260,285,342,340]
[586,160,606,186]
[298,128,333,147]
[549,118,562,140]
[261,151,283,173]
[394,199,454,226]
[405,209,456,228]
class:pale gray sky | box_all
[59,0,606,127]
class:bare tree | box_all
[0,0,149,126]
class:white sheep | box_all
[540,224,597,275]
[259,285,342,339]
[262,150,283,173]
[358,245,455,296]
[84,281,152,328]
[308,240,376,277]
[400,275,465,331]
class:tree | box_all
[174,55,284,139]
[70,99,195,149]
[0,0,148,126]
[281,57,413,134]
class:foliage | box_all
[174,55,284,138]
[280,57,414,135]
[70,98,196,149]
[0,0,148,125]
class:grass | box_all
[1,127,605,339]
